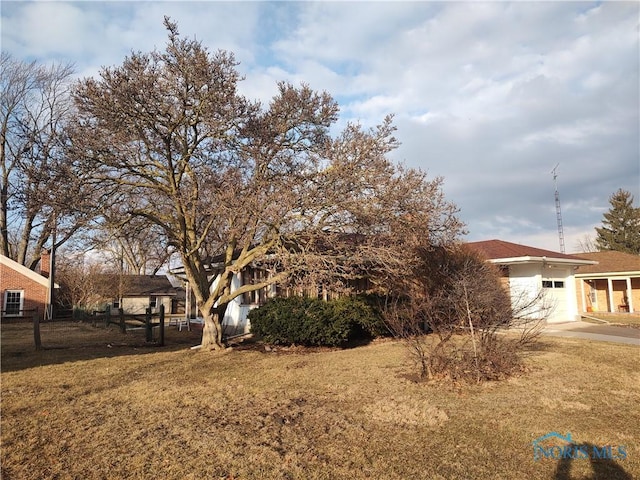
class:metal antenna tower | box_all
[551,163,565,253]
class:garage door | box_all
[543,279,569,323]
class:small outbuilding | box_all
[101,274,179,316]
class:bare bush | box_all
[383,244,548,382]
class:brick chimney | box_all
[40,250,51,278]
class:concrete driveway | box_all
[542,321,640,346]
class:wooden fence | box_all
[1,306,177,350]
[89,305,168,346]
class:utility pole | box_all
[551,163,565,254]
[45,213,57,321]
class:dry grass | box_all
[583,313,640,328]
[1,324,639,480]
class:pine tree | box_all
[595,189,640,254]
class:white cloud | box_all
[3,3,100,56]
[2,1,637,254]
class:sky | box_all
[2,1,638,253]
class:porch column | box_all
[580,279,586,312]
[607,278,614,313]
[626,277,633,313]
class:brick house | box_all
[574,251,640,314]
[1,252,56,321]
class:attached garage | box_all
[468,240,597,324]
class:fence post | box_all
[159,304,165,347]
[145,307,152,342]
[119,308,126,334]
[33,309,41,350]
[105,305,111,328]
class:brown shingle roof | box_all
[98,274,176,297]
[574,251,640,274]
[467,239,590,262]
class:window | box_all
[4,290,24,316]
[542,280,565,289]
[241,268,268,305]
[149,296,158,309]
[112,298,121,309]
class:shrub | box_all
[383,244,545,382]
[248,295,385,347]
[333,294,389,338]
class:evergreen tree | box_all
[595,189,640,254]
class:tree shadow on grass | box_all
[554,443,632,480]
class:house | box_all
[1,252,57,321]
[574,251,640,314]
[172,266,277,336]
[467,240,597,323]
[176,238,598,333]
[173,262,372,336]
[103,274,179,316]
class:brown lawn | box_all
[1,323,638,479]
[583,313,640,328]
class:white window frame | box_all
[149,296,159,309]
[542,279,565,289]
[4,290,24,316]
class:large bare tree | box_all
[0,52,94,269]
[71,19,464,350]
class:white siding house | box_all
[468,240,596,323]
[214,273,275,336]
[177,268,277,336]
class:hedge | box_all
[248,295,386,347]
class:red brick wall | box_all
[576,277,640,313]
[0,262,47,319]
[40,250,50,278]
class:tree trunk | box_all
[200,305,228,351]
[462,283,481,383]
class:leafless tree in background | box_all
[1,52,94,269]
[55,251,135,314]
[575,234,598,253]
[91,218,172,275]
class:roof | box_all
[0,254,57,288]
[100,275,177,297]
[574,251,640,275]
[467,239,595,265]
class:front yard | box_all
[1,325,638,479]
[582,312,640,328]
